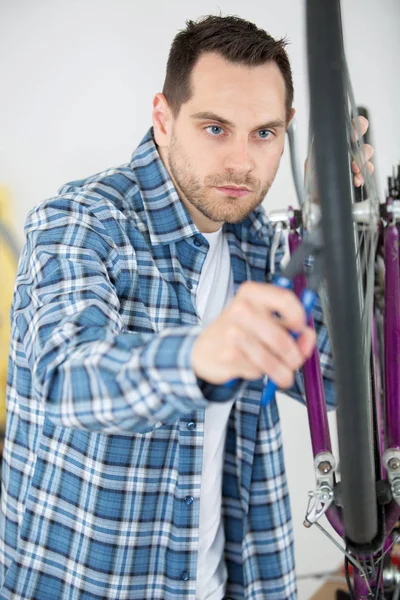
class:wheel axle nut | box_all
[318,461,332,474]
[388,458,400,471]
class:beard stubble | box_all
[167,134,277,224]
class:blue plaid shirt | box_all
[0,129,334,600]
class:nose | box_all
[223,137,255,174]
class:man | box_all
[0,15,373,600]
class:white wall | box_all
[1,1,400,598]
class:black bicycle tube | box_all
[306,0,378,545]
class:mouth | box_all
[214,186,251,198]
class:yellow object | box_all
[0,187,18,431]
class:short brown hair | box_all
[163,15,294,120]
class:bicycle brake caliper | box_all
[304,452,336,528]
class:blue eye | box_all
[205,125,223,136]
[258,130,272,139]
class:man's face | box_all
[154,52,292,232]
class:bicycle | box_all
[264,1,400,598]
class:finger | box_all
[238,333,295,388]
[252,314,306,370]
[357,115,369,137]
[233,346,266,381]
[238,282,307,334]
[352,144,374,174]
[354,174,363,187]
[352,115,369,142]
[363,143,374,161]
[297,327,317,359]
[229,298,305,370]
[353,161,375,187]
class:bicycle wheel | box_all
[306,0,379,547]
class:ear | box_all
[152,93,173,148]
[286,107,296,129]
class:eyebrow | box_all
[190,111,286,131]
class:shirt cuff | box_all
[138,326,245,421]
[197,376,245,403]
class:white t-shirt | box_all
[195,227,235,600]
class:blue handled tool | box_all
[260,278,317,406]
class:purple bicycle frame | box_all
[288,212,400,598]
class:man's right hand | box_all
[192,281,316,388]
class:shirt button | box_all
[193,236,202,247]
[187,421,196,431]
[180,571,190,581]
[184,495,194,506]
[187,280,193,290]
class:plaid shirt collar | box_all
[129,128,271,246]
